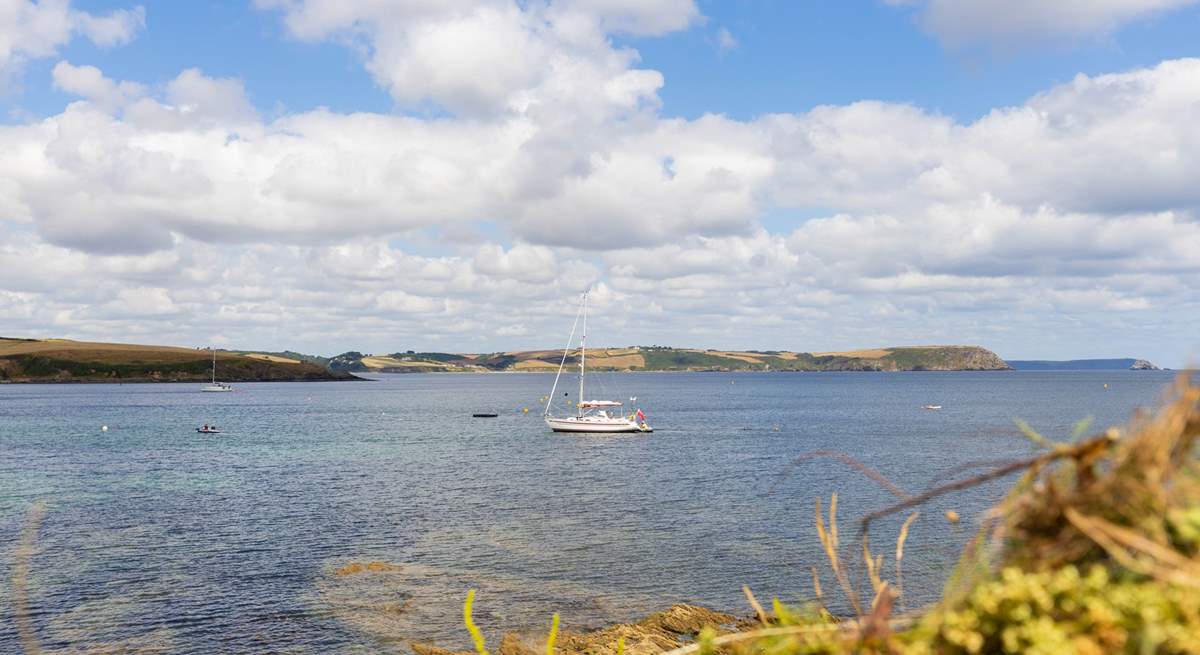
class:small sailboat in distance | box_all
[544,290,652,433]
[201,349,234,392]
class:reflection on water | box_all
[0,371,1178,653]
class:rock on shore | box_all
[412,605,755,655]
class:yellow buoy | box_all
[945,510,960,524]
[522,407,529,413]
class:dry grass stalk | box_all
[893,512,918,611]
[11,502,46,655]
[741,585,769,625]
[816,493,862,617]
[862,536,885,597]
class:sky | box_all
[1,1,1199,365]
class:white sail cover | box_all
[579,400,623,408]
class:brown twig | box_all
[859,436,1112,532]
[771,450,912,500]
[922,457,1035,490]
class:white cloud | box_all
[52,60,144,111]
[6,57,1199,264]
[888,0,1199,46]
[164,68,258,126]
[716,26,738,52]
[553,0,700,36]
[0,1,144,86]
[256,0,692,117]
[72,4,144,47]
[103,286,178,317]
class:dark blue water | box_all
[0,371,1179,653]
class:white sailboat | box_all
[201,350,234,392]
[544,291,651,433]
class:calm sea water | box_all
[0,371,1181,653]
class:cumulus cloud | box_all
[52,60,145,111]
[72,4,145,46]
[887,0,1199,46]
[0,1,144,86]
[164,68,258,125]
[7,57,1200,258]
[256,0,691,117]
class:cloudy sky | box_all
[1,0,1198,365]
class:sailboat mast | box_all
[546,295,584,417]
[212,349,216,384]
[578,291,587,417]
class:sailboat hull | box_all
[202,350,233,392]
[545,416,651,433]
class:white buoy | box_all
[101,425,108,432]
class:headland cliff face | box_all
[328,345,1013,373]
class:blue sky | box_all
[640,1,1200,122]
[1,0,1199,365]
[11,0,1197,123]
[11,2,390,118]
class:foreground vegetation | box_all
[458,377,1200,654]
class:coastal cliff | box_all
[332,345,1012,373]
[0,338,356,383]
[1,338,1012,380]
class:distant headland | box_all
[1007,358,1161,371]
[326,345,1013,373]
[0,338,355,383]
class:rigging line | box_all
[545,291,586,417]
[579,289,587,414]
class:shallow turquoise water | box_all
[0,371,1180,653]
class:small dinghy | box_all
[922,405,943,411]
[472,413,499,418]
[196,424,222,434]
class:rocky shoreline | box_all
[412,604,756,655]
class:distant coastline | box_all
[328,345,1013,374]
[1007,358,1161,371]
[5,337,1167,383]
[0,338,357,384]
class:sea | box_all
[0,370,1182,653]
